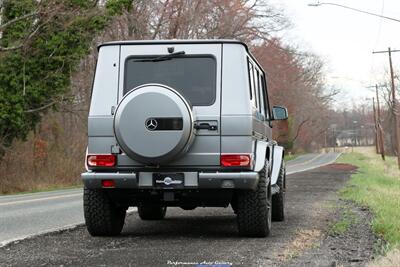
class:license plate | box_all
[153,173,184,189]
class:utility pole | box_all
[376,85,386,160]
[372,97,379,153]
[373,48,400,168]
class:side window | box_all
[260,73,270,120]
[254,69,261,113]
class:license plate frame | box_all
[153,173,184,189]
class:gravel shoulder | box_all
[0,163,376,266]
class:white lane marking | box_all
[0,193,82,207]
[0,207,138,248]
[127,207,138,213]
[287,153,341,175]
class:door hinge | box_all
[111,145,121,154]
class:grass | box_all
[328,206,357,236]
[338,147,400,251]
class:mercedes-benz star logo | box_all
[145,118,158,131]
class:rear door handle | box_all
[194,123,218,131]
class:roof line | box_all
[97,39,265,75]
[98,39,249,51]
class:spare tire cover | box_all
[114,84,194,164]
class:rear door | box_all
[117,43,222,168]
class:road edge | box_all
[1,154,341,248]
[0,207,138,248]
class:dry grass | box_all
[353,146,400,178]
[0,113,86,194]
[369,249,400,267]
[279,229,322,260]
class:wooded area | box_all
[0,0,337,193]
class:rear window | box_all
[124,56,216,106]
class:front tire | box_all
[138,204,167,220]
[236,161,272,237]
[83,188,126,236]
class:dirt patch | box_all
[278,229,322,261]
[369,249,400,267]
[0,164,376,266]
[284,201,376,266]
[323,163,358,172]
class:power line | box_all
[374,0,385,49]
[308,2,400,23]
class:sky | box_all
[269,0,400,108]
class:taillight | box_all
[221,154,251,167]
[87,154,116,167]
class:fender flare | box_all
[270,145,284,185]
[254,140,269,173]
[254,141,284,186]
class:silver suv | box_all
[82,40,288,237]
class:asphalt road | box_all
[286,152,340,175]
[0,153,365,266]
[0,152,340,247]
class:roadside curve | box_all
[0,152,340,247]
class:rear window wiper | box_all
[133,51,186,62]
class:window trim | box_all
[247,55,272,123]
[123,54,217,106]
[261,74,272,123]
[247,58,253,100]
[255,68,262,112]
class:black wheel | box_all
[272,160,286,221]
[236,161,272,237]
[83,188,126,236]
[138,204,167,220]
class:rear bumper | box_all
[81,171,259,190]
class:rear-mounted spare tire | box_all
[114,84,194,164]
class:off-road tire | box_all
[272,160,286,221]
[138,205,167,220]
[236,161,272,237]
[83,188,126,236]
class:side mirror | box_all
[272,106,288,120]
